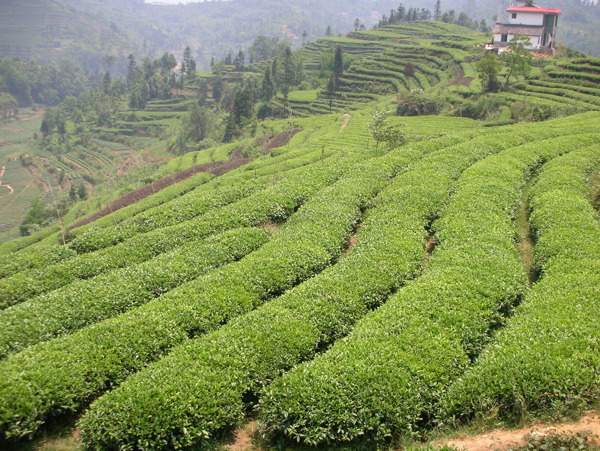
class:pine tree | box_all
[333,45,344,82]
[326,72,337,95]
[126,54,140,87]
[398,4,406,23]
[233,50,245,71]
[261,66,275,101]
[434,0,442,20]
[182,46,196,78]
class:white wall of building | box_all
[493,33,541,48]
[508,12,544,26]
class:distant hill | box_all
[1,0,598,75]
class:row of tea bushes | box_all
[0,172,213,276]
[0,152,358,307]
[0,145,395,440]
[441,144,600,423]
[0,228,270,358]
[257,132,599,446]
[76,126,578,449]
[66,141,338,253]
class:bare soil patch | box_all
[339,114,351,131]
[439,411,600,451]
[227,421,259,451]
[450,64,473,87]
[262,129,301,153]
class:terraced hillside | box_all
[0,22,599,451]
[284,21,485,116]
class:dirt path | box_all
[339,113,351,131]
[439,411,600,451]
[0,165,14,195]
[226,421,259,451]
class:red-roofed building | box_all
[493,1,561,53]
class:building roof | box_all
[493,24,544,36]
[507,6,562,14]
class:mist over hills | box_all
[1,0,599,75]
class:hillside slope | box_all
[0,21,599,451]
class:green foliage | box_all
[501,35,532,89]
[477,52,501,93]
[367,109,406,150]
[18,198,49,237]
[442,138,600,423]
[258,118,600,446]
[0,57,85,107]
[78,145,433,449]
[397,91,445,116]
[248,35,290,64]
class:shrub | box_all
[397,90,446,116]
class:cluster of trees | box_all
[440,9,490,33]
[377,4,434,27]
[126,52,181,110]
[477,35,532,93]
[374,2,489,34]
[212,36,292,74]
[0,58,86,107]
[177,42,308,151]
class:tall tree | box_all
[102,55,116,77]
[397,4,406,23]
[182,46,196,78]
[501,35,532,88]
[281,47,294,101]
[333,45,344,82]
[233,50,245,71]
[434,0,442,20]
[476,52,501,93]
[261,66,275,101]
[126,54,140,87]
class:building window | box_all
[512,13,517,19]
[501,34,508,42]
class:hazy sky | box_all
[144,0,211,4]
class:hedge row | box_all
[67,139,333,253]
[256,132,599,446]
[0,225,60,257]
[0,228,271,358]
[441,144,600,422]
[522,82,600,106]
[0,172,212,277]
[67,179,265,254]
[70,142,345,255]
[77,120,539,450]
[548,70,600,84]
[0,244,75,281]
[0,145,393,440]
[514,84,599,109]
[0,152,357,306]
